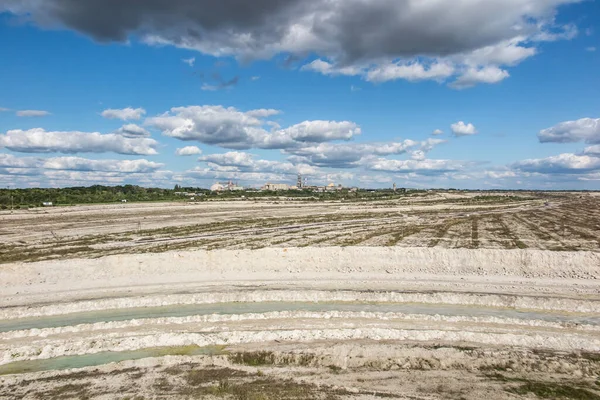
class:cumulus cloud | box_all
[42,157,164,173]
[198,151,318,176]
[513,153,600,174]
[245,109,280,118]
[432,129,444,136]
[366,62,455,83]
[583,145,600,157]
[0,128,158,155]
[484,170,517,179]
[538,118,600,144]
[200,151,255,168]
[16,110,51,117]
[450,66,510,89]
[0,153,40,169]
[146,105,360,150]
[301,59,363,76]
[113,124,151,138]
[281,121,360,142]
[0,153,164,186]
[175,146,202,156]
[147,105,269,148]
[101,107,146,121]
[460,38,537,67]
[451,121,478,137]
[284,139,444,168]
[366,158,466,174]
[2,0,580,87]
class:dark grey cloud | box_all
[3,0,296,42]
[2,0,578,65]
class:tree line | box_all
[0,185,182,209]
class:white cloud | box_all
[513,153,600,174]
[450,66,510,89]
[459,38,537,67]
[0,107,10,112]
[538,118,600,144]
[0,153,165,190]
[0,153,40,169]
[366,62,455,83]
[0,128,159,155]
[367,158,466,174]
[485,170,517,179]
[300,59,363,77]
[451,121,478,137]
[16,110,51,117]
[583,145,600,157]
[196,151,318,178]
[585,46,596,52]
[432,129,444,136]
[251,76,261,81]
[533,24,578,42]
[182,57,195,66]
[42,157,164,173]
[280,121,360,142]
[101,107,146,121]
[200,151,255,168]
[113,124,151,138]
[284,139,443,168]
[410,150,426,161]
[147,105,269,148]
[175,146,202,156]
[245,109,281,118]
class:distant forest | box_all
[0,185,190,209]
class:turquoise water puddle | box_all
[1,301,597,376]
[0,345,225,375]
[1,301,598,333]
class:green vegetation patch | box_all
[509,381,600,399]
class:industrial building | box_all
[210,181,244,192]
[262,183,291,191]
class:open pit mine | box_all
[1,192,599,399]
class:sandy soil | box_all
[2,191,599,264]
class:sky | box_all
[0,0,599,190]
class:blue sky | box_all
[1,0,599,189]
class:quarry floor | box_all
[0,192,599,399]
